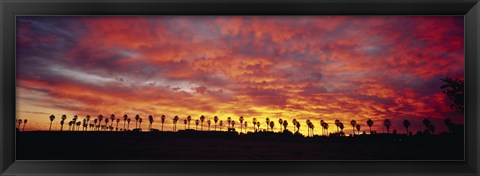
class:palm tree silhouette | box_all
[127,118,131,131]
[422,119,432,134]
[227,117,232,129]
[161,115,166,131]
[105,118,109,131]
[195,119,200,130]
[335,119,340,132]
[138,118,143,129]
[350,120,357,136]
[403,119,410,135]
[17,119,22,130]
[283,120,288,131]
[76,121,81,131]
[213,116,219,131]
[366,119,374,134]
[207,119,211,131]
[383,119,391,134]
[22,119,27,131]
[265,118,270,131]
[68,121,73,131]
[244,121,248,132]
[428,123,436,134]
[98,115,104,131]
[72,115,78,131]
[239,116,244,133]
[355,124,361,135]
[61,114,67,131]
[200,115,205,131]
[339,122,344,132]
[183,119,187,130]
[148,115,154,131]
[173,116,179,131]
[444,118,454,133]
[253,118,257,132]
[292,119,297,132]
[110,114,115,129]
[320,120,325,136]
[324,122,329,136]
[231,120,236,130]
[82,119,87,131]
[295,121,300,133]
[123,114,128,130]
[256,121,260,131]
[187,116,192,129]
[269,121,274,132]
[93,119,98,131]
[116,119,120,131]
[278,118,283,132]
[219,120,223,131]
[134,115,140,128]
[86,115,91,126]
[306,120,311,136]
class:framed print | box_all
[1,0,479,175]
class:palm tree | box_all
[428,123,436,134]
[148,115,154,131]
[22,119,28,131]
[244,121,248,132]
[213,116,219,131]
[403,119,411,135]
[183,119,187,130]
[200,115,205,131]
[173,116,179,131]
[76,121,81,131]
[256,121,260,131]
[231,120,236,129]
[116,119,120,131]
[278,118,283,132]
[72,115,78,131]
[366,119,374,134]
[239,116,244,133]
[123,114,128,130]
[82,119,87,131]
[335,119,340,132]
[98,115,104,131]
[350,120,357,136]
[105,118,109,131]
[227,117,232,128]
[93,119,98,131]
[324,123,329,136]
[339,122,344,132]
[59,114,66,131]
[17,119,22,130]
[383,119,392,134]
[207,119,211,131]
[161,115,166,131]
[138,118,143,129]
[283,120,288,131]
[135,115,140,128]
[444,118,454,133]
[292,119,297,132]
[68,121,73,131]
[320,120,325,136]
[187,116,192,129]
[195,119,200,130]
[219,120,223,131]
[306,120,311,136]
[253,118,257,132]
[355,124,361,135]
[86,115,91,126]
[110,114,115,128]
[422,119,432,134]
[269,121,274,132]
[295,121,300,133]
[126,118,131,131]
[265,118,270,131]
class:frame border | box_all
[1,0,479,175]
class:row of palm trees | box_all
[45,114,453,136]
[16,119,28,131]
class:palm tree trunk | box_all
[161,123,164,131]
[49,122,52,131]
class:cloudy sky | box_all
[16,16,464,135]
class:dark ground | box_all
[16,130,464,160]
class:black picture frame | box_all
[1,0,479,175]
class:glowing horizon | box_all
[16,16,464,135]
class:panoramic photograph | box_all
[15,16,464,160]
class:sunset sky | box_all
[16,16,464,135]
